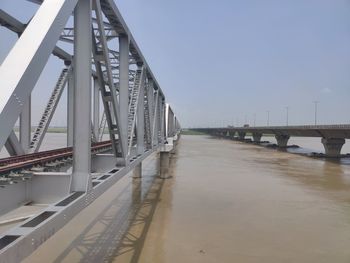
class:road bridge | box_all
[0,0,180,262]
[195,125,350,157]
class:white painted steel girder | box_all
[0,0,78,152]
[0,0,181,261]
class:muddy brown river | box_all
[23,135,350,262]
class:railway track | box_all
[0,141,112,180]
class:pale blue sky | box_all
[1,0,350,127]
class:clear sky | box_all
[1,0,350,128]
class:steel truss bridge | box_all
[0,0,180,261]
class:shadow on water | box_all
[108,153,178,263]
[105,178,164,263]
[50,153,177,263]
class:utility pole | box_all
[266,110,270,126]
[313,101,319,125]
[253,113,256,127]
[286,106,289,126]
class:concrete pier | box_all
[321,138,345,158]
[238,132,246,140]
[252,133,262,143]
[160,151,171,179]
[133,162,142,178]
[275,134,290,147]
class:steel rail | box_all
[0,141,112,175]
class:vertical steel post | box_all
[20,96,31,153]
[152,91,159,145]
[71,0,92,192]
[147,79,155,144]
[119,34,129,160]
[160,100,165,143]
[93,77,100,140]
[67,68,74,146]
[165,103,169,138]
[137,68,145,155]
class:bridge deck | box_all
[201,125,350,138]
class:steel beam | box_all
[30,68,70,152]
[160,99,165,143]
[71,0,92,192]
[152,90,159,146]
[100,0,165,98]
[19,97,31,153]
[165,103,169,138]
[0,0,78,153]
[93,0,124,157]
[147,80,155,142]
[0,9,73,63]
[0,9,25,35]
[5,131,25,156]
[119,34,130,159]
[93,78,100,141]
[137,68,145,155]
[67,68,74,147]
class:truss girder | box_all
[30,67,71,153]
[152,90,159,145]
[100,0,165,99]
[0,0,181,261]
[0,0,78,152]
[143,82,153,149]
[0,9,73,62]
[0,9,25,35]
[127,67,146,155]
[93,0,125,157]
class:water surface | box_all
[22,135,350,262]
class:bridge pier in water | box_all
[321,138,345,158]
[159,134,179,179]
[252,132,262,143]
[275,134,290,147]
[229,131,235,139]
[133,163,142,178]
[238,132,246,140]
[160,152,170,178]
